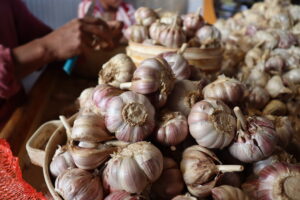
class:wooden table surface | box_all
[0,66,97,193]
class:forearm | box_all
[12,37,55,79]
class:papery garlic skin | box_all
[55,168,103,200]
[229,116,277,163]
[159,23,186,48]
[263,100,287,116]
[105,91,155,142]
[212,185,250,200]
[265,75,292,98]
[50,146,76,177]
[98,54,136,88]
[103,142,163,194]
[155,112,188,146]
[283,68,300,84]
[125,25,148,43]
[78,87,95,110]
[183,11,204,37]
[196,25,221,48]
[151,157,184,199]
[188,99,236,149]
[135,7,158,27]
[149,20,167,43]
[203,75,245,105]
[104,191,143,200]
[264,55,285,74]
[92,84,123,115]
[247,86,270,109]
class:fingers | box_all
[80,17,109,30]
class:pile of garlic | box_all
[125,7,222,49]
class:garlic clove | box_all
[55,168,103,200]
[134,7,158,27]
[246,67,270,88]
[265,75,292,98]
[212,185,250,200]
[149,20,167,43]
[196,25,221,49]
[264,55,285,75]
[262,100,287,116]
[247,86,270,109]
[183,8,205,38]
[283,68,300,85]
[125,25,149,43]
[78,87,96,112]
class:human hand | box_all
[41,17,113,60]
[107,20,124,48]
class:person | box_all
[0,0,113,127]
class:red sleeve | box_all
[0,45,20,99]
[11,0,52,45]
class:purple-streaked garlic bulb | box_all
[134,7,158,27]
[181,145,244,198]
[155,111,188,146]
[283,68,300,85]
[277,31,297,49]
[265,75,292,98]
[104,191,144,200]
[245,163,300,200]
[264,55,285,75]
[212,185,250,200]
[246,67,270,87]
[160,43,191,80]
[183,8,204,37]
[254,30,279,49]
[151,157,184,199]
[92,84,123,115]
[253,148,297,175]
[160,12,183,26]
[149,20,167,43]
[158,17,186,48]
[103,142,163,194]
[196,25,221,48]
[120,57,175,107]
[105,91,155,142]
[203,75,245,105]
[266,115,294,147]
[229,107,278,163]
[188,99,236,149]
[172,193,197,200]
[263,100,287,116]
[247,86,270,109]
[98,54,136,88]
[167,79,205,117]
[50,145,76,177]
[55,168,103,200]
[125,25,148,43]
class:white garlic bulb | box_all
[105,91,155,142]
[254,30,278,49]
[246,67,270,87]
[78,87,95,111]
[103,142,163,194]
[245,47,263,68]
[183,8,204,37]
[264,55,285,74]
[135,7,158,27]
[98,54,136,88]
[283,68,300,85]
[203,75,245,105]
[265,75,292,98]
[159,18,186,48]
[188,99,236,149]
[155,111,188,146]
[196,25,221,48]
[212,185,250,200]
[50,146,76,177]
[149,20,167,43]
[55,168,103,200]
[125,25,148,43]
[247,86,270,109]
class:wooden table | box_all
[0,66,97,193]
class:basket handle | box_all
[26,120,61,167]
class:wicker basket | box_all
[126,41,223,72]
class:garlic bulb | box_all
[50,146,76,177]
[125,25,148,43]
[183,8,204,37]
[263,100,287,116]
[78,87,95,110]
[104,191,144,200]
[55,168,103,200]
[71,112,113,143]
[246,67,270,87]
[265,75,292,98]
[266,115,294,147]
[229,107,278,163]
[121,57,175,108]
[167,80,204,116]
[277,31,297,49]
[283,68,300,84]
[149,20,167,43]
[203,75,245,105]
[135,7,158,27]
[105,91,155,142]
[160,43,191,80]
[181,145,244,198]
[103,142,163,194]
[155,111,188,146]
[212,185,250,200]
[151,157,184,199]
[253,148,296,175]
[245,47,263,68]
[98,54,136,88]
[160,12,183,26]
[159,17,186,48]
[188,99,236,149]
[195,25,221,48]
[264,55,285,75]
[69,141,118,170]
[92,84,123,115]
[254,30,278,49]
[172,193,197,200]
[247,86,270,109]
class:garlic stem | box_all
[105,140,129,147]
[178,43,188,55]
[59,115,72,139]
[233,107,247,131]
[216,165,244,172]
[120,82,132,90]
